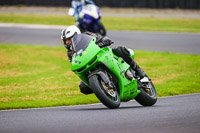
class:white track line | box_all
[0,23,67,29]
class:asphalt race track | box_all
[0,94,200,133]
[0,26,200,54]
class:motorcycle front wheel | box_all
[89,75,120,109]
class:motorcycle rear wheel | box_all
[97,22,106,36]
[89,75,120,109]
[135,76,157,106]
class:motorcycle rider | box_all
[61,25,145,94]
[71,0,95,23]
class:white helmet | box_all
[60,25,81,41]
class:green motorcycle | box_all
[71,34,157,109]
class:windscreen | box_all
[71,34,93,56]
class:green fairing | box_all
[71,37,140,102]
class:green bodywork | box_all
[71,37,140,102]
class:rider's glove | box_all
[102,37,113,46]
[98,37,114,48]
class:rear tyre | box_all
[97,22,106,36]
[89,75,120,109]
[135,76,157,106]
[76,23,85,33]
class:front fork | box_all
[88,69,114,90]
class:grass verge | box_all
[0,14,200,33]
[0,44,199,110]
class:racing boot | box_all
[130,61,146,79]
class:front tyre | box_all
[135,76,157,106]
[89,75,120,109]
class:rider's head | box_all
[60,25,81,48]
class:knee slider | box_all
[112,46,130,57]
[79,82,93,95]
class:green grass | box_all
[0,14,200,33]
[0,44,199,110]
